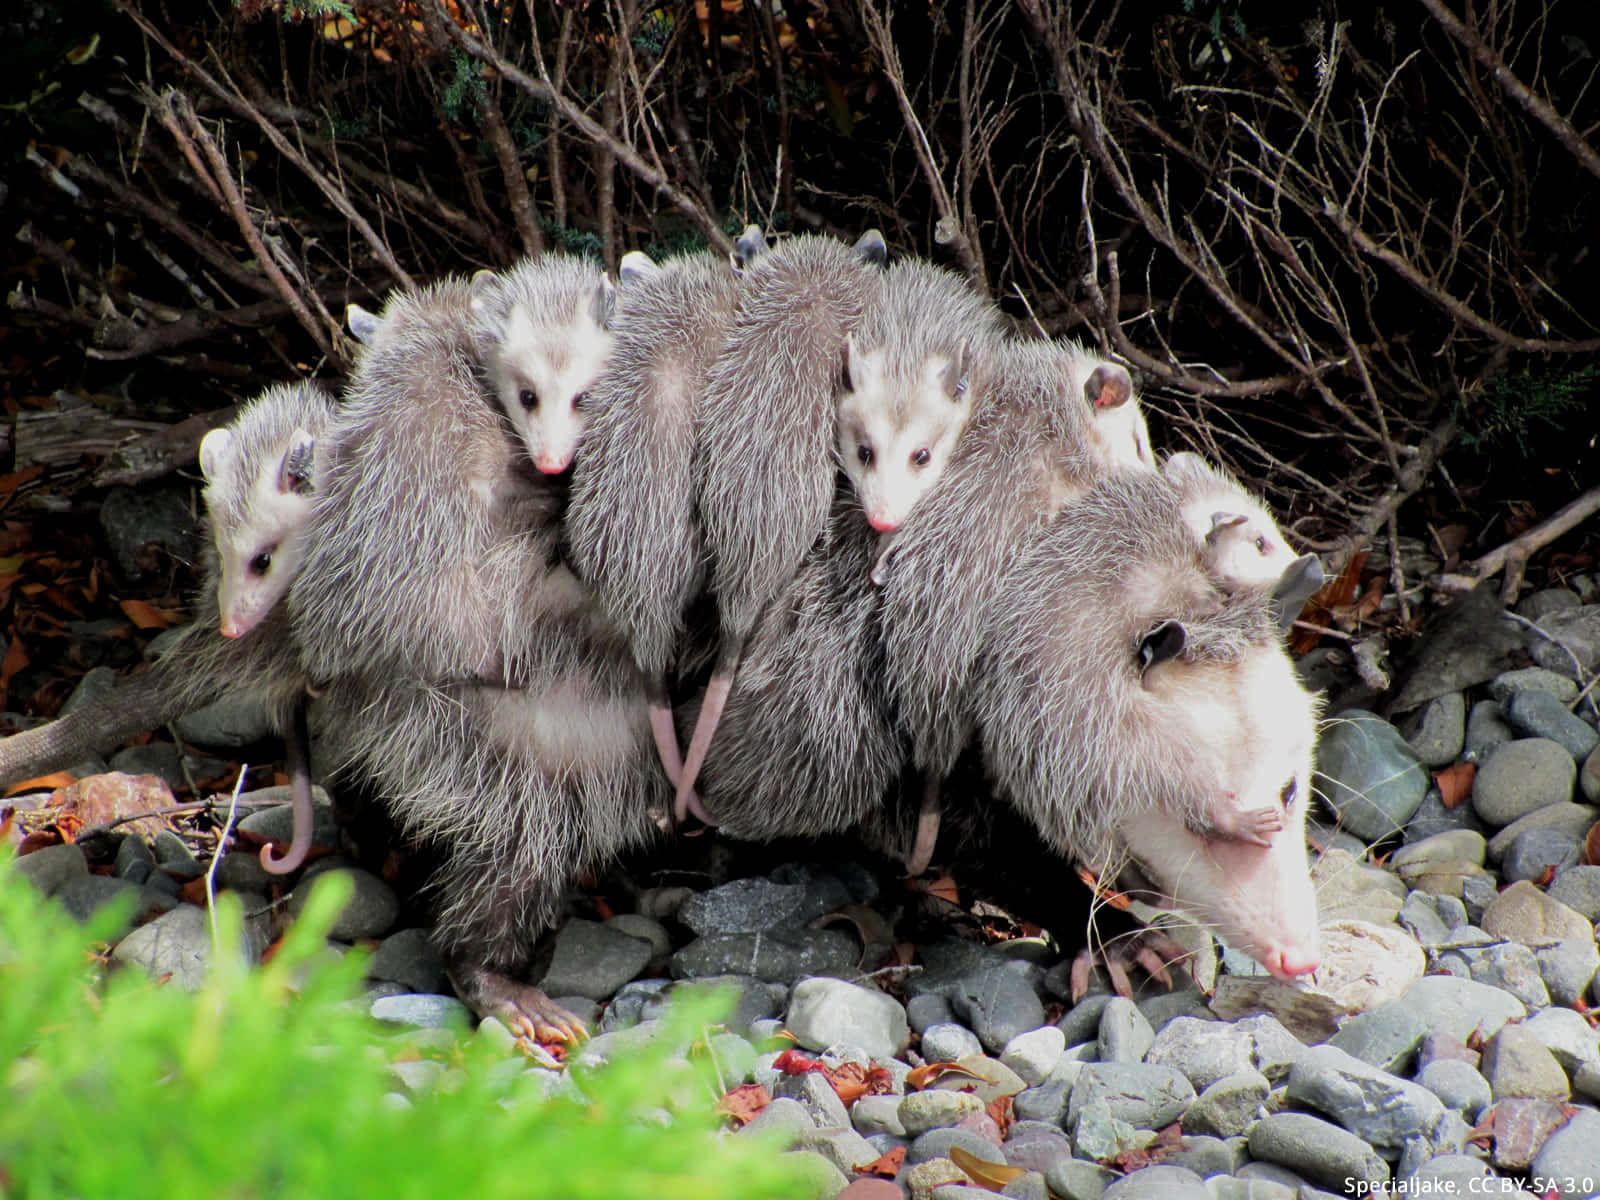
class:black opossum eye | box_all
[572,390,590,411]
[857,444,874,467]
[250,548,275,576]
[519,388,539,411]
[1255,535,1269,554]
[911,448,932,468]
[1280,778,1298,809]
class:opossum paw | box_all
[1222,805,1285,847]
[461,970,588,1045]
[1069,930,1199,1003]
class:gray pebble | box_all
[110,901,215,988]
[1159,1134,1241,1179]
[1100,1165,1208,1199]
[1002,1025,1066,1086]
[998,1172,1051,1200]
[1184,1069,1270,1138]
[635,885,693,921]
[1314,709,1430,840]
[1466,700,1517,759]
[1066,1063,1195,1134]
[113,834,155,885]
[236,791,339,851]
[1398,891,1457,945]
[213,850,275,893]
[795,1126,880,1173]
[1487,802,1600,862]
[670,929,856,983]
[56,874,150,932]
[1399,973,1528,1042]
[1462,874,1500,923]
[1097,996,1154,1064]
[922,1022,984,1064]
[1527,606,1600,680]
[600,978,675,1032]
[906,1127,1006,1168]
[605,913,670,960]
[949,967,1046,1054]
[1583,746,1600,803]
[1072,1100,1149,1161]
[1506,690,1600,761]
[1437,942,1550,1011]
[933,1187,1002,1200]
[737,1096,813,1146]
[1548,865,1600,920]
[152,829,201,879]
[538,918,653,1001]
[367,928,449,995]
[677,876,820,935]
[898,1089,983,1135]
[1415,1057,1492,1120]
[785,976,908,1059]
[369,993,471,1029]
[908,992,955,1033]
[1402,786,1488,843]
[1403,1154,1530,1195]
[108,743,186,791]
[1481,1024,1571,1101]
[1247,1111,1390,1190]
[173,694,274,748]
[1001,1121,1073,1174]
[851,1094,906,1137]
[1407,693,1467,766]
[1490,668,1582,706]
[1535,937,1600,1007]
[287,867,398,940]
[1502,827,1584,883]
[12,842,88,896]
[1530,1104,1600,1197]
[771,1064,848,1131]
[1043,1158,1115,1200]
[1054,993,1114,1044]
[1206,1178,1297,1200]
[1144,1014,1302,1089]
[1473,739,1580,826]
[1517,589,1583,622]
[1285,1044,1447,1151]
[1521,1007,1600,1078]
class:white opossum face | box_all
[489,287,615,476]
[837,340,974,533]
[200,427,318,640]
[1199,507,1301,589]
[1115,633,1322,982]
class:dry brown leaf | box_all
[925,873,960,905]
[852,1146,904,1179]
[986,1094,1014,1140]
[1584,820,1600,867]
[947,1146,1026,1191]
[716,1082,772,1127]
[4,772,79,798]
[0,635,29,691]
[906,1061,993,1091]
[118,598,181,629]
[1435,762,1476,810]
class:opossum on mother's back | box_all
[973,469,1323,980]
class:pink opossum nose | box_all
[867,514,900,532]
[536,457,569,475]
[1265,943,1321,980]
[220,623,242,639]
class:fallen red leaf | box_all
[1434,762,1476,810]
[906,1060,993,1090]
[716,1082,772,1127]
[4,771,78,797]
[1584,820,1600,867]
[773,1049,826,1076]
[828,1061,895,1105]
[0,634,29,692]
[118,598,181,629]
[178,878,211,906]
[986,1094,1014,1140]
[853,1146,904,1179]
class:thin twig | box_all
[206,765,249,946]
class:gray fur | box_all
[567,251,744,680]
[689,488,903,835]
[877,338,1105,776]
[973,470,1282,856]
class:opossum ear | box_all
[1137,619,1186,675]
[1206,511,1249,542]
[842,334,876,393]
[1161,450,1203,483]
[940,342,972,401]
[345,303,381,346]
[618,251,661,284]
[1085,363,1132,410]
[468,268,499,313]
[591,276,617,329]
[853,228,889,267]
[732,224,767,271]
[198,428,232,483]
[1270,554,1324,632]
[279,430,317,495]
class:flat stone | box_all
[605,913,670,960]
[1096,997,1154,1064]
[1487,802,1600,861]
[1415,1058,1492,1120]
[13,843,88,895]
[785,977,909,1060]
[852,1094,907,1138]
[1143,1014,1305,1089]
[1002,1025,1067,1086]
[1247,1111,1390,1191]
[795,1126,881,1173]
[1072,1099,1152,1161]
[909,992,956,1032]
[949,967,1047,1054]
[1521,1006,1600,1077]
[1583,746,1600,803]
[369,993,471,1029]
[906,1127,1007,1168]
[108,743,186,791]
[236,791,339,852]
[173,694,275,748]
[1481,1097,1577,1171]
[1506,690,1600,761]
[1502,827,1584,883]
[1535,937,1600,1006]
[1043,1158,1116,1200]
[1000,1122,1072,1174]
[670,929,857,984]
[1406,693,1467,767]
[1065,1063,1195,1134]
[899,1090,985,1136]
[923,1023,985,1064]
[110,901,215,989]
[152,829,201,878]
[1099,1165,1208,1199]
[366,927,449,995]
[1327,999,1430,1074]
[1482,1025,1571,1102]
[1403,1153,1529,1195]
[1183,1069,1270,1138]
[779,1150,848,1197]
[1530,1105,1600,1197]
[1437,942,1550,1011]
[1053,994,1114,1043]
[538,918,653,1000]
[1528,606,1600,679]
[677,877,823,935]
[1286,1044,1447,1152]
[1482,879,1595,944]
[1517,589,1583,622]
[1396,976,1526,1043]
[1490,668,1582,705]
[1313,709,1430,841]
[738,1096,813,1146]
[1473,739,1580,826]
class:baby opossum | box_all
[975,470,1323,980]
[565,247,747,807]
[469,255,617,476]
[1162,451,1324,632]
[0,384,335,873]
[835,259,1007,534]
[675,232,887,821]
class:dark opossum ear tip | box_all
[1137,619,1187,673]
[618,250,660,283]
[1271,554,1324,631]
[853,228,889,267]
[732,224,767,270]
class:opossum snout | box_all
[1261,940,1321,981]
[867,512,901,532]
[535,454,572,475]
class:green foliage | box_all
[633,10,673,58]
[0,858,815,1200]
[441,50,487,125]
[541,218,606,259]
[1460,363,1600,457]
